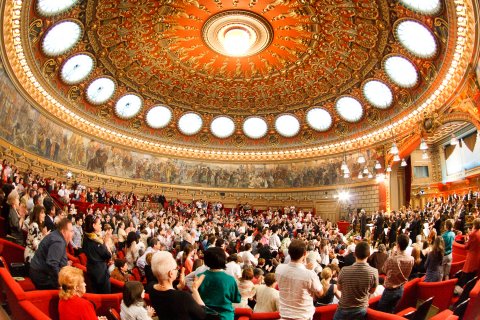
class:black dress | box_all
[316,284,335,305]
[82,235,112,293]
[150,288,206,320]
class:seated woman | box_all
[24,205,48,263]
[315,267,341,305]
[58,266,106,320]
[198,247,241,320]
[111,259,130,282]
[234,268,256,308]
[125,231,139,270]
[150,251,206,320]
[120,281,154,320]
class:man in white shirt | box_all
[225,254,242,279]
[239,243,259,266]
[276,239,323,320]
[136,238,162,274]
[269,226,281,252]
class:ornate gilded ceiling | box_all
[0,0,476,161]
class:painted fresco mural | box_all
[0,59,378,189]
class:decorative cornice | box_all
[0,0,476,162]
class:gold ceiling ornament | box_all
[0,0,475,162]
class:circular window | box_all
[396,20,437,58]
[211,116,235,138]
[42,20,82,56]
[178,113,203,135]
[306,108,332,132]
[115,94,142,119]
[86,77,116,105]
[335,97,364,123]
[37,0,79,16]
[61,54,94,84]
[399,0,441,15]
[275,114,300,137]
[363,80,393,109]
[384,56,418,88]
[243,117,268,139]
[146,106,172,129]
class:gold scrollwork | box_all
[28,19,43,44]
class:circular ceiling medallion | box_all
[275,114,300,137]
[146,106,172,129]
[306,108,333,132]
[61,53,94,85]
[243,117,268,139]
[37,0,79,17]
[178,113,203,136]
[211,116,235,138]
[202,10,273,57]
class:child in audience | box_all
[120,281,154,320]
[234,267,256,308]
[110,259,129,282]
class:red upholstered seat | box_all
[83,292,122,317]
[109,307,121,320]
[366,308,406,320]
[25,289,60,320]
[18,277,37,292]
[78,252,88,266]
[18,300,52,320]
[429,310,459,320]
[452,242,467,262]
[251,311,280,320]
[449,260,465,279]
[0,238,26,264]
[417,278,457,312]
[463,276,480,320]
[394,277,422,312]
[110,277,125,293]
[235,308,253,320]
[313,303,338,320]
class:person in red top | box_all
[455,218,480,295]
[58,266,107,320]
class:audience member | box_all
[24,205,48,263]
[29,218,73,289]
[316,267,341,305]
[58,266,106,320]
[367,244,388,273]
[111,259,130,282]
[333,241,378,320]
[234,268,256,308]
[377,234,413,313]
[455,218,480,295]
[441,219,455,280]
[424,236,445,282]
[83,215,112,294]
[276,239,323,320]
[253,273,279,313]
[120,281,154,320]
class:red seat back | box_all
[417,278,458,312]
[83,292,122,317]
[464,278,480,320]
[0,238,26,265]
[395,277,421,312]
[109,307,121,320]
[18,300,52,320]
[25,290,60,320]
[313,304,337,320]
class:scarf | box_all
[85,232,104,244]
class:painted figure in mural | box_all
[87,148,109,173]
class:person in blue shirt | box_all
[441,219,455,280]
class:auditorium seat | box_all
[18,300,51,320]
[452,242,467,262]
[393,278,422,313]
[366,308,406,320]
[235,308,252,320]
[110,277,125,293]
[83,292,122,317]
[449,260,465,279]
[417,278,457,312]
[0,238,25,265]
[313,303,337,320]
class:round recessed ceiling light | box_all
[146,106,172,129]
[211,116,235,138]
[243,117,268,139]
[275,114,300,137]
[86,77,116,105]
[336,97,364,123]
[363,80,393,109]
[178,113,203,135]
[306,108,333,132]
[399,0,441,15]
[42,20,82,56]
[396,20,437,58]
[61,54,94,85]
[203,10,273,57]
[115,94,142,119]
[37,0,79,16]
[384,56,418,88]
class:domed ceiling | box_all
[0,0,474,161]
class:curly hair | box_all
[58,266,84,300]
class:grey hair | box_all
[151,251,177,281]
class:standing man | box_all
[333,241,378,320]
[276,239,323,320]
[377,234,414,313]
[29,218,73,290]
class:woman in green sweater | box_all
[198,247,241,320]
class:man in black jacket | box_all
[29,218,73,289]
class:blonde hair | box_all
[58,266,84,300]
[319,267,332,297]
[7,190,19,206]
[411,244,422,265]
[151,251,177,281]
